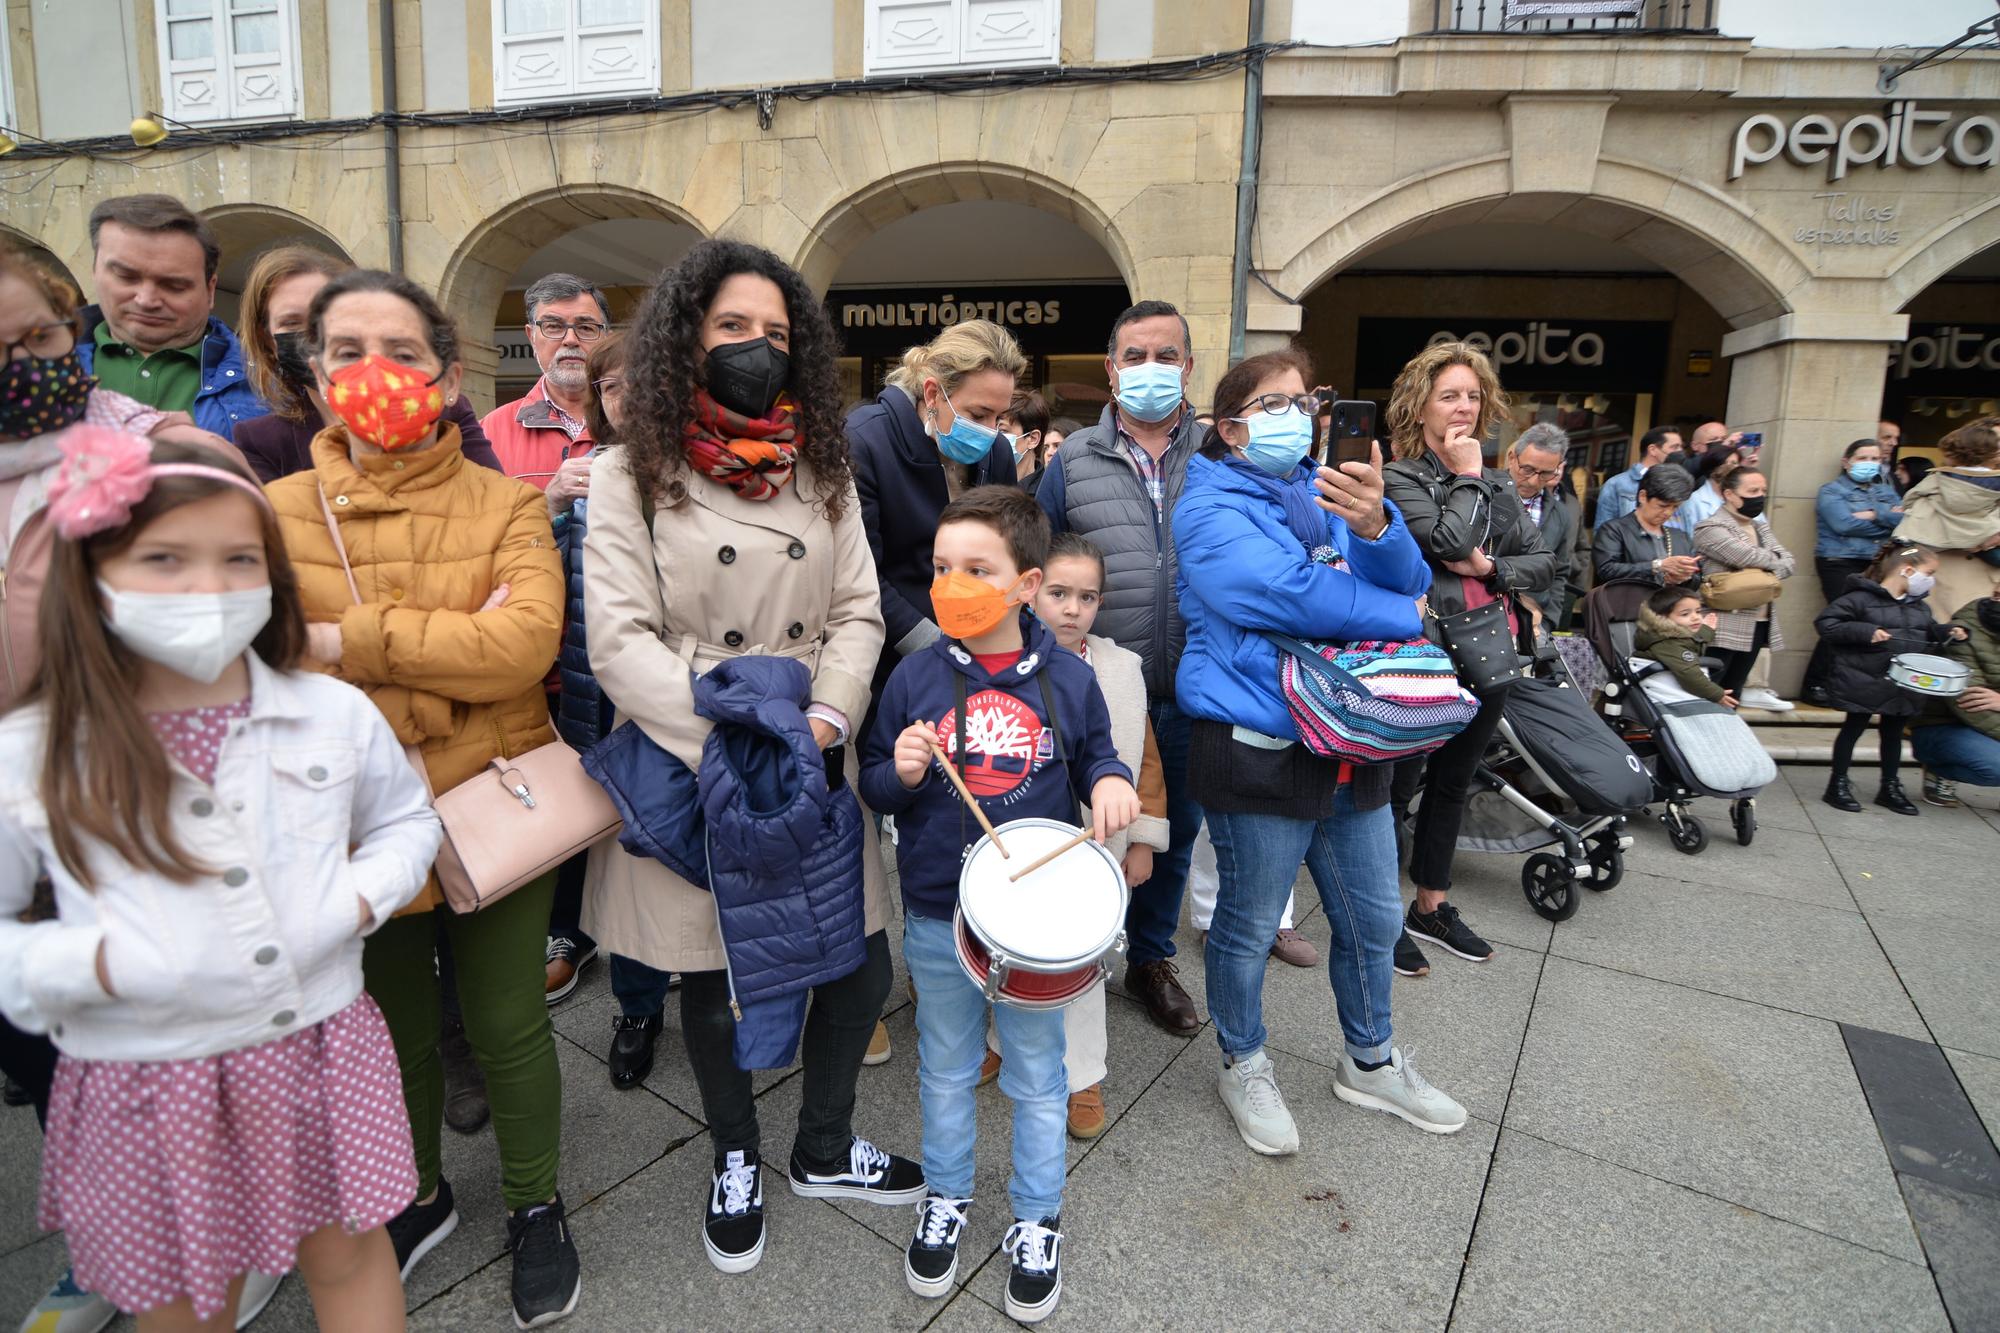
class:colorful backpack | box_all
[1271,634,1480,764]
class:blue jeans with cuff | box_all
[1912,723,2000,786]
[1205,786,1401,1067]
[902,913,1067,1221]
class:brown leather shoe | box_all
[1067,1084,1107,1139]
[1125,959,1200,1035]
[978,1048,1002,1086]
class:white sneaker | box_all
[1217,1050,1300,1155]
[1738,689,1794,711]
[1335,1047,1467,1134]
[19,1269,115,1333]
[235,1271,284,1329]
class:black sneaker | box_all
[608,1013,663,1089]
[1002,1215,1064,1323]
[1394,933,1430,978]
[1923,771,1961,808]
[507,1194,581,1329]
[1405,900,1493,962]
[904,1194,971,1298]
[2,1076,29,1107]
[703,1150,765,1274]
[440,1018,488,1134]
[387,1178,459,1280]
[788,1136,927,1205]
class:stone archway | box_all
[0,225,83,295]
[199,205,353,325]
[1884,195,2000,314]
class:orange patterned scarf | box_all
[684,390,799,501]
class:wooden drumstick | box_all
[1008,826,1098,883]
[925,735,1008,858]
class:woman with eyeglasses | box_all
[262,269,580,1328]
[1175,347,1467,1156]
[234,244,501,483]
[1381,342,1553,979]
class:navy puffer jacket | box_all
[556,495,615,750]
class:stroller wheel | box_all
[1584,832,1624,891]
[1523,853,1581,922]
[1731,798,1756,847]
[1667,812,1708,855]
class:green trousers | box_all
[363,873,560,1211]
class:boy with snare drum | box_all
[860,486,1138,1324]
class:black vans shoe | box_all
[703,1150,766,1273]
[788,1136,927,1205]
[506,1195,581,1329]
[904,1194,971,1298]
[1405,900,1494,962]
[387,1178,459,1279]
[1002,1216,1064,1323]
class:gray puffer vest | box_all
[1050,405,1202,698]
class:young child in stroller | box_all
[1633,587,1743,710]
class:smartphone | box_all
[1327,400,1377,468]
[1737,431,1763,452]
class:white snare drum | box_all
[1889,652,1970,698]
[953,818,1128,1010]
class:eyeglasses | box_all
[592,377,622,395]
[1512,461,1564,481]
[4,320,77,362]
[1234,392,1329,418]
[532,317,610,343]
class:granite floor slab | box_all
[1510,957,1925,1261]
[1830,826,2000,925]
[1945,1046,2000,1147]
[1452,1131,1947,1332]
[1617,819,1857,911]
[1547,870,1927,1037]
[1869,914,2000,1059]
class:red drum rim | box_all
[954,906,1110,1010]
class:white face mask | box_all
[1903,569,1936,599]
[99,583,272,684]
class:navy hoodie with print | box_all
[859,610,1133,921]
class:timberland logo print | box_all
[933,691,1053,803]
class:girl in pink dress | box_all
[0,428,442,1332]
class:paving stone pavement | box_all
[3,766,1995,1330]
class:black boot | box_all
[1822,774,1862,812]
[440,1016,490,1134]
[1874,775,1920,816]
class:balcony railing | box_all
[1427,0,1718,34]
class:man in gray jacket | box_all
[1037,300,1204,1035]
[1505,424,1582,628]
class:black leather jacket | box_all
[1382,449,1554,618]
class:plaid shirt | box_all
[1116,414,1172,520]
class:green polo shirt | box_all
[91,322,203,413]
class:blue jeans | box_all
[610,953,672,1018]
[902,913,1067,1221]
[1127,699,1204,965]
[1912,724,2000,786]
[1205,787,1401,1066]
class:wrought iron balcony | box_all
[1427,0,1719,34]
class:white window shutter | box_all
[962,0,1057,64]
[225,0,294,119]
[157,0,300,124]
[865,0,1058,75]
[159,0,226,123]
[573,4,652,96]
[867,0,960,72]
[496,0,653,104]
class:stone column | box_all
[1720,313,1908,693]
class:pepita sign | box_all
[1731,101,1998,182]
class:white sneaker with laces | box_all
[1335,1047,1467,1134]
[1217,1050,1300,1155]
[234,1271,284,1329]
[1738,688,1794,711]
[20,1268,115,1333]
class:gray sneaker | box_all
[1334,1047,1467,1135]
[1218,1050,1300,1155]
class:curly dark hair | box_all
[620,239,851,519]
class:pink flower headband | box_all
[44,425,273,540]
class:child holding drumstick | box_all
[860,487,1137,1324]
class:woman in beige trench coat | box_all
[581,241,925,1274]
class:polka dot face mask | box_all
[323,354,446,452]
[0,349,94,440]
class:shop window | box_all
[494,0,657,105]
[864,0,1061,76]
[155,0,300,124]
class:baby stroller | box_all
[1415,649,1652,924]
[1581,581,1779,853]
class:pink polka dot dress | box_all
[35,700,418,1321]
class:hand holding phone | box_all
[1327,399,1377,468]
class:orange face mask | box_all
[324,355,447,452]
[930,570,1026,641]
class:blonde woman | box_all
[846,318,1026,743]
[1381,342,1552,977]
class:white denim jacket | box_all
[0,654,442,1062]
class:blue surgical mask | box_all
[933,391,999,465]
[1115,362,1185,423]
[1848,460,1881,482]
[1234,407,1314,478]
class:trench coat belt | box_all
[672,632,824,672]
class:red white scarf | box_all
[683,391,799,501]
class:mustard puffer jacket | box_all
[267,423,563,912]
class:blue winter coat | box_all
[555,493,615,750]
[76,306,270,440]
[1174,451,1431,740]
[1816,474,1905,560]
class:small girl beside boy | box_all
[0,429,441,1332]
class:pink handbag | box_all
[316,488,621,912]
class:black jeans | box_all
[1711,620,1771,696]
[0,1014,58,1128]
[1833,713,1906,782]
[549,852,595,954]
[681,928,892,1170]
[1392,696,1508,895]
[1816,557,1871,606]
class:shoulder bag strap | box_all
[315,484,362,606]
[1034,668,1088,825]
[955,669,969,848]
